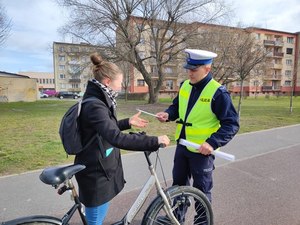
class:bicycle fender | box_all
[1,215,62,225]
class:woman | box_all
[75,53,170,225]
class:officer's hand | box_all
[198,142,213,155]
[156,112,169,122]
[158,135,170,147]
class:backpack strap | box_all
[79,97,102,152]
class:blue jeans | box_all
[85,202,110,225]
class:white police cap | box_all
[184,49,217,70]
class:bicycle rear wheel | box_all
[2,215,62,225]
[143,185,213,225]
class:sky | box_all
[0,0,300,74]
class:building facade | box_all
[53,24,300,97]
[229,28,299,96]
[53,42,112,93]
[19,71,55,92]
[0,71,38,102]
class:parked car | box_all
[56,91,80,99]
[43,90,57,97]
[39,92,49,98]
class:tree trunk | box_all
[148,86,159,104]
[237,79,244,117]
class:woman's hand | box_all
[129,111,149,128]
[158,135,170,147]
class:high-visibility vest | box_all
[175,79,221,152]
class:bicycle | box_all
[2,148,213,225]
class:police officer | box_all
[156,49,239,223]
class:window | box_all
[274,59,281,64]
[59,65,65,70]
[70,47,79,52]
[151,66,158,74]
[59,74,65,79]
[138,52,145,59]
[286,59,292,65]
[165,80,174,90]
[69,65,80,74]
[59,55,65,62]
[255,33,261,40]
[139,38,145,44]
[137,79,145,86]
[287,37,294,43]
[284,81,292,86]
[71,83,79,88]
[285,70,292,76]
[286,48,293,55]
[59,46,64,52]
[164,67,173,74]
[61,83,66,89]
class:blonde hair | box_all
[90,53,122,82]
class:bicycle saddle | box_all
[39,164,86,186]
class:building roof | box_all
[0,71,30,78]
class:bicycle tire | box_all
[142,185,213,225]
[2,215,62,225]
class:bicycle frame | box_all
[61,179,88,225]
[112,152,180,225]
[2,151,181,225]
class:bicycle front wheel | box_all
[143,185,213,225]
[2,215,62,225]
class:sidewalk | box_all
[1,124,300,224]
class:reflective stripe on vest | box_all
[175,79,221,152]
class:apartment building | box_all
[19,71,55,92]
[229,28,299,96]
[53,22,300,97]
[53,42,112,93]
[117,17,300,96]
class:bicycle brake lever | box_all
[159,143,166,148]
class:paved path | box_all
[1,124,300,225]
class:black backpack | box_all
[59,97,99,155]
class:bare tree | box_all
[189,26,269,116]
[188,24,242,84]
[56,0,229,103]
[231,30,269,116]
[0,3,12,46]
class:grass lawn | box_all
[0,96,299,176]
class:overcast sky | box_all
[0,0,300,74]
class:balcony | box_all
[274,52,284,57]
[264,40,275,46]
[275,40,284,46]
[263,75,282,80]
[68,88,81,92]
[262,86,281,91]
[270,63,283,69]
[69,78,81,83]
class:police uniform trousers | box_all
[172,144,215,202]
